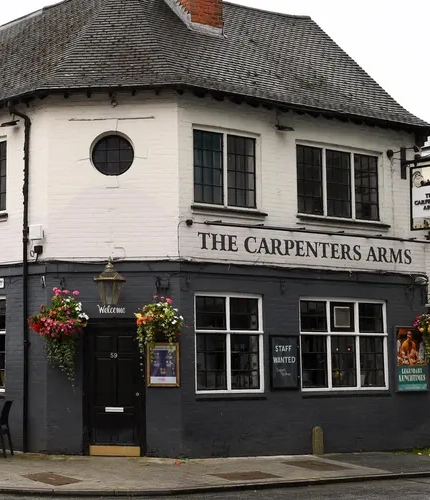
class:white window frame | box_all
[192,125,261,210]
[194,292,264,394]
[0,297,5,392]
[296,141,381,222]
[300,298,388,392]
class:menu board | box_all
[270,336,300,389]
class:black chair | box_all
[0,401,13,458]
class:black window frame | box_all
[91,134,134,176]
[0,141,6,212]
[195,294,263,393]
[296,145,380,221]
[193,129,257,209]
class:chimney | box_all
[164,0,224,35]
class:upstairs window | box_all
[0,142,6,211]
[193,130,256,209]
[297,145,379,221]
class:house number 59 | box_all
[110,353,118,359]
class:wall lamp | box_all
[94,258,126,306]
[386,146,422,179]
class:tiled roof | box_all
[0,0,428,130]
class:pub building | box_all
[1,0,430,458]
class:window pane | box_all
[230,298,259,330]
[297,145,323,215]
[0,142,6,211]
[194,130,223,205]
[330,302,354,332]
[92,135,134,176]
[360,337,385,387]
[326,150,351,218]
[196,297,226,330]
[196,334,227,390]
[300,301,327,331]
[359,303,383,333]
[231,334,260,390]
[355,154,379,221]
[331,336,357,387]
[301,335,328,388]
[0,300,4,330]
[227,135,256,208]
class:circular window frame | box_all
[90,132,135,176]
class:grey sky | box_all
[2,0,430,123]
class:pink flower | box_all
[153,295,158,300]
[63,290,70,295]
[166,298,173,305]
[73,290,80,296]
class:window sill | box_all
[195,393,267,401]
[302,390,391,398]
[296,214,390,231]
[192,204,268,219]
[0,212,8,222]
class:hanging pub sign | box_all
[396,326,428,392]
[411,163,430,230]
[270,336,300,389]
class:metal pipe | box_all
[8,105,31,453]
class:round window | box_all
[92,135,134,176]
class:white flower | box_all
[179,316,184,320]
[172,320,177,325]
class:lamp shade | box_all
[94,258,126,306]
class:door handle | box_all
[135,392,140,397]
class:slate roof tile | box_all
[0,0,428,130]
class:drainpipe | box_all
[8,105,31,453]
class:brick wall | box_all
[173,0,223,28]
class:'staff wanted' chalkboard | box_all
[270,336,300,389]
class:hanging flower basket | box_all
[413,313,430,362]
[28,288,89,382]
[135,296,184,355]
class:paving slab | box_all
[0,452,426,496]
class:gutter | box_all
[8,105,31,453]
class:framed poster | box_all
[147,343,180,387]
[396,326,428,392]
[270,336,300,389]
[410,164,430,230]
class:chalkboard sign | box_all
[270,336,300,389]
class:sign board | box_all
[270,336,300,389]
[147,343,180,387]
[396,326,428,391]
[411,164,430,230]
[180,225,425,274]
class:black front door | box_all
[85,320,145,455]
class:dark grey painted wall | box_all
[1,260,429,458]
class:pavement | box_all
[0,451,430,496]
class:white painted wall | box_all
[0,93,180,264]
[0,91,428,277]
[177,94,430,274]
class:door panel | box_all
[86,321,144,454]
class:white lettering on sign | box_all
[97,305,126,314]
[0,278,4,289]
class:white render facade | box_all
[0,92,428,274]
